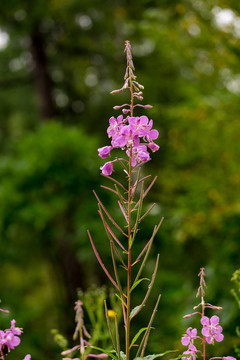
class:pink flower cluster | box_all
[98,114,159,175]
[201,315,224,345]
[181,316,235,360]
[0,319,22,354]
[181,327,199,360]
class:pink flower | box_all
[0,319,22,352]
[148,141,160,152]
[107,115,124,137]
[201,315,224,344]
[111,124,139,149]
[23,355,31,360]
[128,145,150,166]
[100,161,113,176]
[98,146,112,159]
[98,113,159,172]
[10,320,22,335]
[182,344,199,360]
[181,327,198,346]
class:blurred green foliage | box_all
[0,0,240,359]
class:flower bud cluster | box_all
[98,114,159,175]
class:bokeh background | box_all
[0,0,240,359]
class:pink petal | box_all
[149,129,159,140]
[181,335,190,346]
[23,355,31,360]
[202,327,210,337]
[215,333,224,342]
[201,316,210,326]
[211,315,219,325]
[139,115,149,125]
[205,336,213,344]
[191,328,197,337]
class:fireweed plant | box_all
[0,306,30,360]
[88,41,164,360]
[61,300,107,360]
[181,268,236,360]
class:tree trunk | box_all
[30,28,57,120]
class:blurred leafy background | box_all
[0,0,240,359]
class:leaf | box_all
[131,254,160,319]
[90,345,118,360]
[130,327,148,349]
[115,293,127,308]
[134,350,177,360]
[88,230,119,290]
[129,234,133,247]
[130,305,143,318]
[130,278,149,292]
[120,351,126,360]
[136,294,161,358]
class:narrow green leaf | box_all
[131,255,160,320]
[134,350,177,360]
[130,327,148,349]
[129,234,133,248]
[104,301,117,352]
[115,293,127,308]
[110,241,126,300]
[130,278,149,292]
[90,345,118,360]
[114,313,121,360]
[136,294,161,358]
[130,305,143,318]
[134,218,163,285]
[131,182,144,245]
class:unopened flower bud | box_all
[144,104,153,109]
[110,89,121,95]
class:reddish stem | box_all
[125,63,134,360]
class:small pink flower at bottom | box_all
[181,327,198,346]
[222,357,237,360]
[201,315,224,344]
[100,161,113,176]
[23,355,31,360]
[182,344,199,360]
